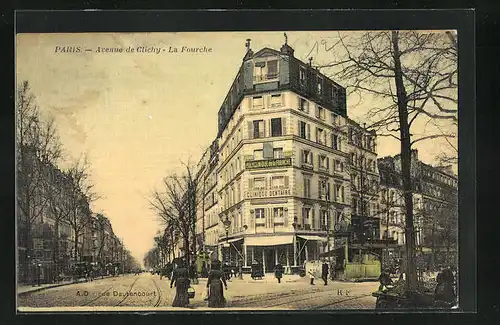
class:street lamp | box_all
[223,217,231,243]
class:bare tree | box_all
[346,148,380,246]
[316,31,457,291]
[16,81,63,280]
[149,164,200,265]
[62,155,99,262]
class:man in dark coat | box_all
[321,261,329,285]
[274,263,284,283]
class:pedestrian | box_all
[207,260,228,308]
[321,260,329,285]
[307,263,315,285]
[170,261,191,308]
[274,262,284,283]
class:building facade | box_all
[377,150,458,266]
[194,40,381,273]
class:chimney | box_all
[243,38,254,61]
[280,32,295,57]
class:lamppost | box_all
[222,217,231,264]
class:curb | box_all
[18,276,116,295]
[18,280,84,295]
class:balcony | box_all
[254,73,278,83]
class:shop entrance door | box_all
[265,249,275,273]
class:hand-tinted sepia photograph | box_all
[16,30,458,312]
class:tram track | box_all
[151,278,162,307]
[310,293,373,310]
[231,286,341,308]
[114,277,140,306]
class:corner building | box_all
[207,41,359,274]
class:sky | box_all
[16,31,457,266]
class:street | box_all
[18,273,378,311]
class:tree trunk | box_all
[53,219,60,281]
[74,233,79,262]
[391,31,417,292]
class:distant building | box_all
[377,150,458,266]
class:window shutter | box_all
[318,180,322,199]
[315,105,320,118]
[307,124,311,139]
[298,120,301,136]
[248,121,253,139]
[310,152,314,166]
[301,150,304,163]
[305,101,310,113]
[326,157,330,170]
[284,176,289,187]
[312,208,316,229]
[282,117,286,135]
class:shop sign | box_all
[245,158,292,170]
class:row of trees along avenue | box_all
[16,81,137,280]
[316,31,457,293]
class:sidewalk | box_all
[17,275,116,295]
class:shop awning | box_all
[245,235,294,246]
[297,235,328,242]
[227,237,243,243]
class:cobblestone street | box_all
[18,273,378,311]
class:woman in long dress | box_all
[207,261,228,308]
[170,263,190,307]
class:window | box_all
[299,66,307,85]
[271,118,283,137]
[252,96,264,109]
[271,94,282,107]
[317,76,323,95]
[304,178,311,198]
[253,177,266,189]
[273,207,284,219]
[302,150,313,165]
[332,134,338,150]
[267,60,278,79]
[253,149,263,160]
[271,176,285,188]
[254,60,278,82]
[334,159,344,173]
[303,207,311,219]
[319,179,328,199]
[299,121,307,139]
[273,148,284,159]
[331,112,340,125]
[316,106,325,120]
[332,88,339,104]
[316,128,326,145]
[255,208,265,219]
[319,155,329,170]
[253,120,264,138]
[334,183,342,202]
[299,98,309,112]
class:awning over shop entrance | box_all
[227,237,243,243]
[297,235,328,242]
[245,235,294,246]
